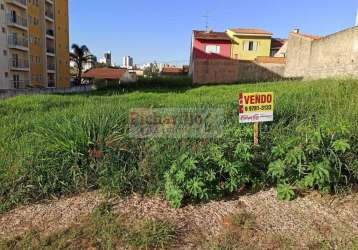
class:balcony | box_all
[46,29,55,39]
[6,0,27,9]
[47,63,55,71]
[46,47,55,55]
[45,10,54,21]
[9,58,29,71]
[8,35,29,51]
[7,13,28,30]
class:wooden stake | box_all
[254,122,260,146]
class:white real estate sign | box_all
[238,92,274,123]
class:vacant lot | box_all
[0,79,357,214]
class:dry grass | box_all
[0,202,177,250]
[1,189,358,249]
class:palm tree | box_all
[70,44,94,85]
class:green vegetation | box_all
[0,79,357,212]
[93,76,193,91]
[0,202,176,249]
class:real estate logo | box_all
[129,108,225,138]
[238,92,274,123]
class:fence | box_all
[0,85,94,100]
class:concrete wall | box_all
[306,27,358,79]
[285,26,358,79]
[0,85,94,100]
[284,33,313,78]
[192,59,285,84]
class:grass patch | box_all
[0,202,177,250]
[0,79,357,212]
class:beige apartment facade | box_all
[0,0,69,89]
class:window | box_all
[234,54,239,59]
[205,45,220,54]
[13,75,20,89]
[244,41,258,51]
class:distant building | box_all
[82,67,136,84]
[129,69,144,77]
[0,0,70,89]
[99,51,112,66]
[122,56,134,68]
[161,66,189,76]
[226,28,273,61]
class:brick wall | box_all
[192,59,285,84]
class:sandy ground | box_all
[0,189,357,249]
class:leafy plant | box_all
[268,122,357,199]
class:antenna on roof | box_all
[203,11,209,32]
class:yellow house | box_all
[226,28,272,61]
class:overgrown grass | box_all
[0,202,176,249]
[0,79,357,212]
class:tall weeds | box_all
[0,79,357,211]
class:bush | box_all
[93,79,121,91]
[164,126,265,208]
[268,122,358,199]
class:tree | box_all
[70,44,94,85]
[143,62,160,77]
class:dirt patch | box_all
[0,189,357,249]
[0,192,104,238]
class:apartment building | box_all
[0,0,70,89]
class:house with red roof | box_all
[190,30,232,61]
[82,67,137,84]
[189,30,233,75]
[161,66,189,76]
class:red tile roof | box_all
[161,67,187,75]
[271,38,287,49]
[229,28,273,36]
[82,67,128,80]
[193,30,231,41]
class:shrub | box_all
[268,122,357,199]
[164,126,265,208]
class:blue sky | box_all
[69,0,358,66]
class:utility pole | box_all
[203,11,209,31]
